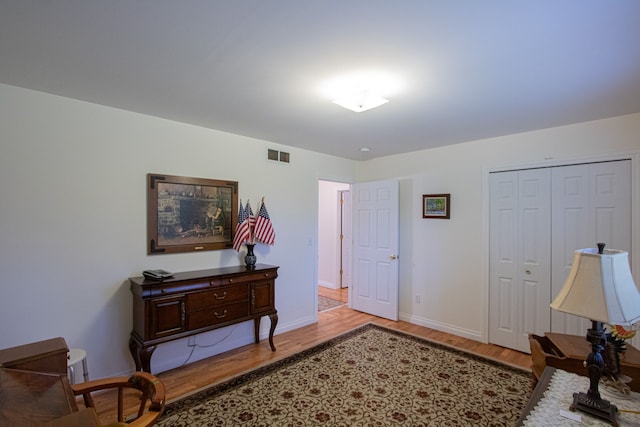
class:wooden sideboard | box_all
[129,264,279,373]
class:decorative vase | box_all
[244,243,256,269]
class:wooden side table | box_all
[530,332,640,392]
[0,338,100,426]
[0,337,68,374]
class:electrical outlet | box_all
[415,295,421,304]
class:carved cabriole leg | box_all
[139,345,156,373]
[252,313,277,351]
[268,312,278,351]
[128,336,142,371]
[128,336,158,373]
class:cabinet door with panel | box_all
[149,295,186,339]
[252,280,275,315]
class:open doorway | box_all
[318,180,351,312]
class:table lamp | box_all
[551,243,640,424]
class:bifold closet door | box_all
[490,159,632,353]
[489,169,551,353]
[550,160,632,335]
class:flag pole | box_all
[249,198,255,245]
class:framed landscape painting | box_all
[422,194,450,219]
[147,174,238,254]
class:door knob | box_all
[525,270,531,275]
[389,254,398,260]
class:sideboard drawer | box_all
[187,301,249,330]
[187,285,249,310]
[210,270,277,286]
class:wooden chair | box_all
[71,371,166,427]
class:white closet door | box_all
[489,171,519,349]
[551,160,632,334]
[489,169,551,352]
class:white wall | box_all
[0,83,356,377]
[2,82,639,378]
[318,180,350,289]
[358,113,640,343]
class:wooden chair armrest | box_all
[71,376,131,395]
[71,371,166,425]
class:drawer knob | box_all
[228,279,233,283]
[214,291,227,300]
[214,310,228,319]
[161,288,167,294]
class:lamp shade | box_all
[551,248,640,325]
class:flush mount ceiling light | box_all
[333,89,389,113]
[319,70,402,113]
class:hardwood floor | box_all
[318,285,348,303]
[90,305,532,424]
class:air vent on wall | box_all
[267,149,290,163]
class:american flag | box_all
[246,200,256,229]
[232,200,250,251]
[254,200,275,245]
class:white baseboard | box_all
[142,316,319,375]
[318,280,337,289]
[398,311,485,343]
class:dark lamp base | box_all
[571,392,618,426]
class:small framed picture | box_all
[422,194,450,219]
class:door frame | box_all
[337,189,351,289]
[316,179,353,318]
[482,151,640,346]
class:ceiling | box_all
[1,1,639,160]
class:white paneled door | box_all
[489,169,551,353]
[489,159,632,353]
[351,179,399,321]
[551,160,632,335]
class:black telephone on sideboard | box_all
[142,269,173,280]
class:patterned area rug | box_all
[318,295,346,312]
[157,324,531,426]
